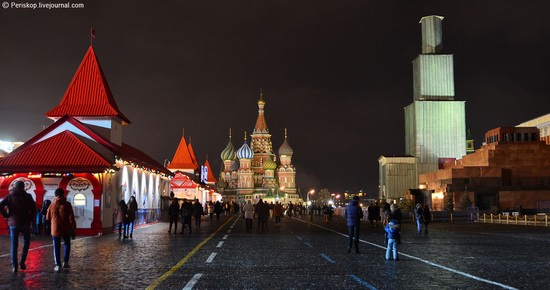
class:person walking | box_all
[0,181,37,273]
[46,188,77,271]
[345,196,363,254]
[126,196,138,238]
[255,199,268,231]
[214,201,223,221]
[385,220,400,261]
[423,204,432,234]
[180,199,193,234]
[33,204,41,235]
[116,200,128,239]
[367,202,380,227]
[192,199,204,230]
[287,201,294,219]
[243,200,254,232]
[273,202,282,226]
[168,193,179,234]
[414,203,424,234]
[41,199,52,236]
[208,201,214,220]
[387,204,402,226]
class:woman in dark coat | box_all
[192,199,204,229]
[116,200,128,239]
[422,205,432,234]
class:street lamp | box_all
[307,189,315,206]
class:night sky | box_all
[1,1,550,197]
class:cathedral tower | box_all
[277,129,296,196]
[250,91,275,187]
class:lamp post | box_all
[307,189,315,221]
[307,190,315,206]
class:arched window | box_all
[73,193,86,206]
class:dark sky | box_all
[1,1,550,196]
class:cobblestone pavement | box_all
[1,214,549,289]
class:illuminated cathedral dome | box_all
[278,138,293,156]
[263,155,277,171]
[220,140,237,161]
[237,141,254,159]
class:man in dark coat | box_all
[168,194,180,234]
[345,196,363,254]
[192,199,204,229]
[0,180,37,272]
[255,199,268,231]
[180,199,193,234]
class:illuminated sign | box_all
[200,165,208,183]
[68,178,91,192]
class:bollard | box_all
[534,214,537,226]
[450,213,453,223]
[506,214,509,224]
[525,215,527,225]
[515,215,518,225]
[546,215,548,227]
[490,214,493,223]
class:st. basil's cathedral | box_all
[216,93,299,205]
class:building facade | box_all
[0,45,172,235]
[419,127,550,213]
[167,132,219,203]
[379,15,467,201]
[517,113,550,145]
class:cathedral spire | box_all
[254,89,268,133]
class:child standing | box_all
[385,220,400,261]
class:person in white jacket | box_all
[243,200,254,232]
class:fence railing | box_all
[407,211,549,227]
[479,213,549,226]
[330,207,549,226]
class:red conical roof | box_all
[188,139,199,167]
[45,46,131,124]
[204,159,217,183]
[167,133,198,171]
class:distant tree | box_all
[317,188,331,205]
[398,192,414,213]
[460,194,473,210]
[444,192,454,212]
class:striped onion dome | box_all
[220,140,237,161]
[230,159,240,171]
[263,155,277,171]
[237,141,254,159]
[278,138,293,156]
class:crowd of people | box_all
[1,181,77,273]
[344,198,433,261]
[115,196,138,239]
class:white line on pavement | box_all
[216,241,224,248]
[349,274,378,290]
[296,219,519,290]
[320,253,335,264]
[222,235,228,240]
[206,252,217,263]
[182,273,203,290]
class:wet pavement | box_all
[1,213,549,289]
